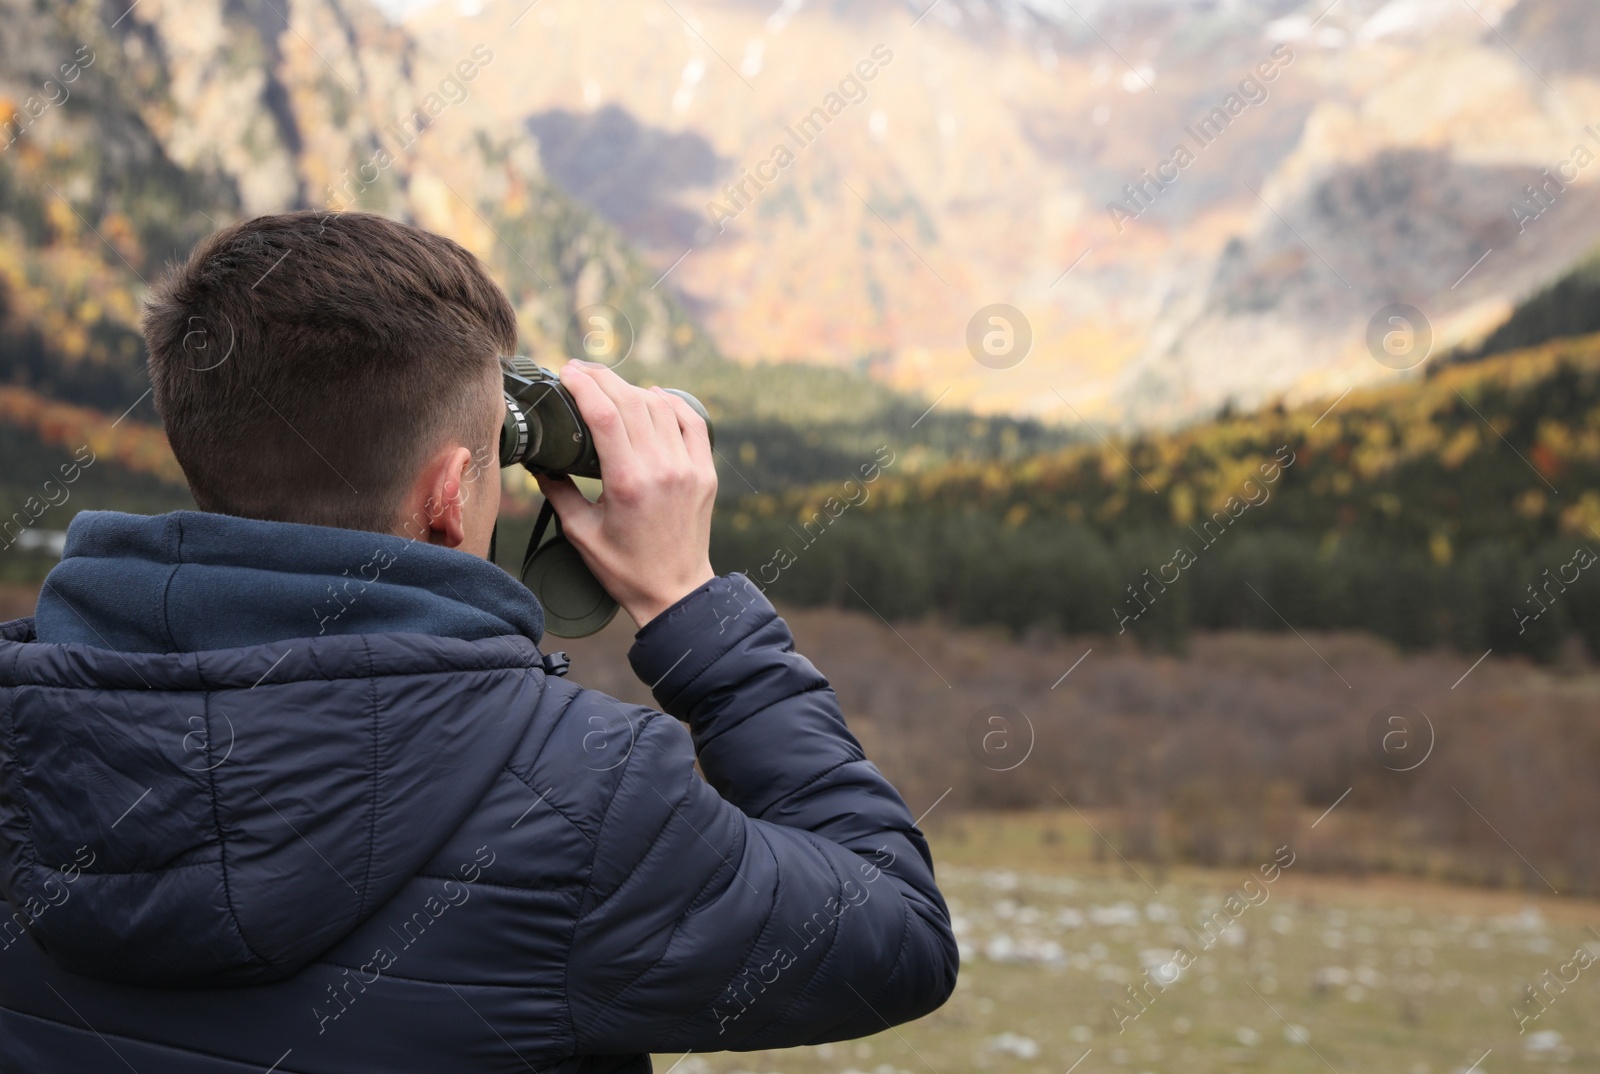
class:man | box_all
[0,212,957,1072]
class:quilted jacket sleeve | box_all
[564,574,958,1054]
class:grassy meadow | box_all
[663,812,1599,1074]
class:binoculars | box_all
[499,356,712,477]
[496,356,713,638]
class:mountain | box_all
[402,0,1600,425]
[0,0,1084,580]
[0,0,720,428]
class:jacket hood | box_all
[33,509,544,651]
[0,511,551,987]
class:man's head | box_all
[143,211,511,556]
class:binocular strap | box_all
[515,496,620,638]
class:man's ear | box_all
[417,445,474,548]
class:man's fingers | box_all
[574,362,658,453]
[560,363,631,461]
[535,474,600,539]
[646,387,690,466]
[657,389,714,470]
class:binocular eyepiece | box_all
[496,356,714,638]
[499,356,713,476]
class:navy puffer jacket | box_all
[0,511,957,1073]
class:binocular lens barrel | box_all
[497,356,714,636]
[499,357,712,478]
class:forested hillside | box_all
[1443,244,1600,366]
[714,334,1600,660]
[10,309,1600,668]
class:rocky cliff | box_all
[405,0,1600,425]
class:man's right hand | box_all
[535,361,717,630]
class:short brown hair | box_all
[143,211,515,532]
